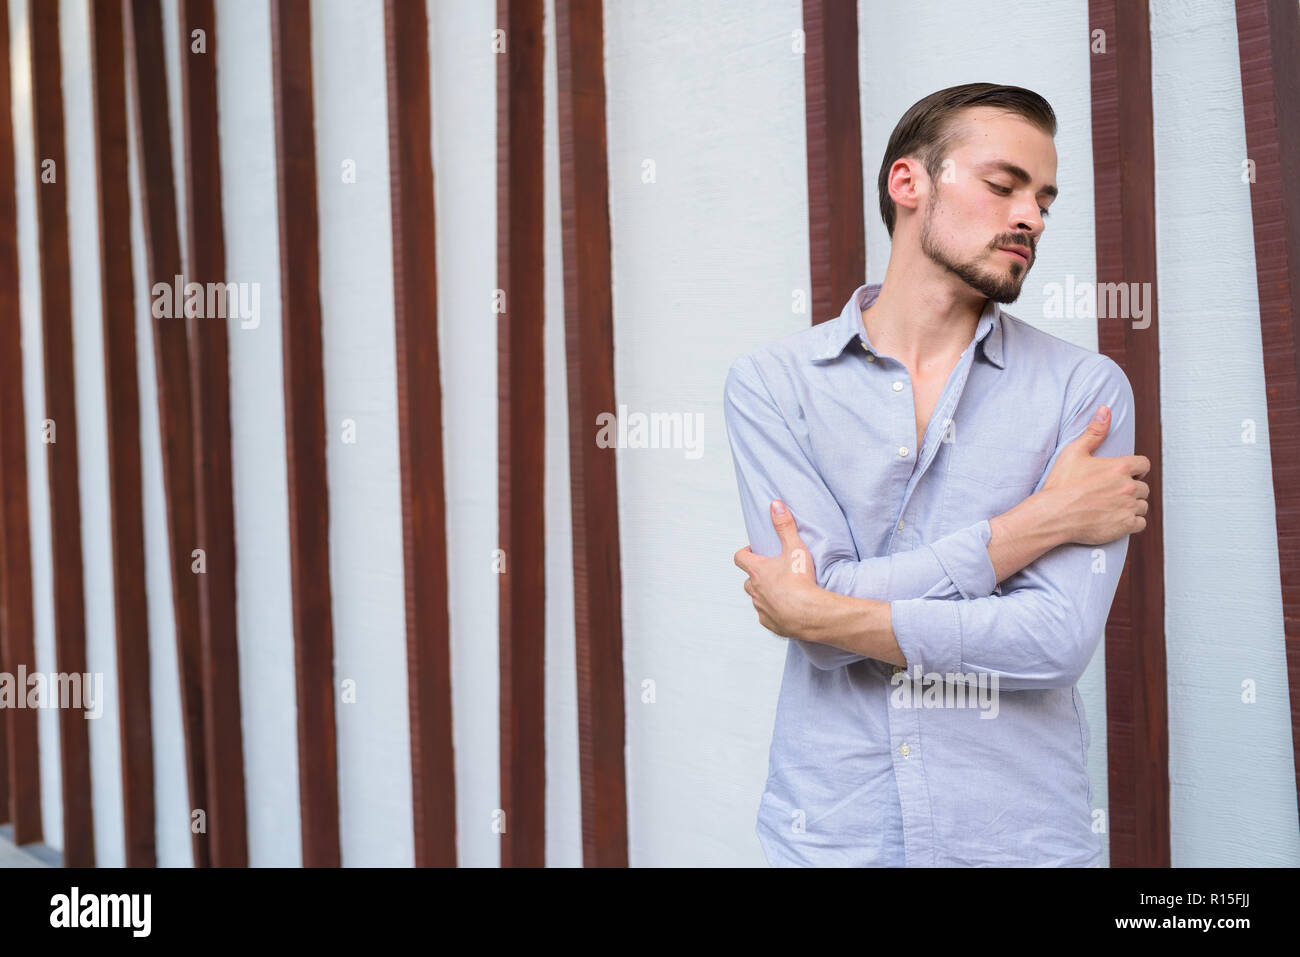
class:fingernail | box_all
[1092,406,1108,423]
[772,500,788,515]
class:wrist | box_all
[1012,488,1075,548]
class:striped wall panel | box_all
[384,0,458,868]
[88,0,155,868]
[1088,0,1171,868]
[124,0,209,868]
[268,0,341,868]
[0,0,41,848]
[496,0,546,868]
[176,0,248,868]
[29,0,95,868]
[802,0,865,326]
[1235,0,1300,819]
[554,0,628,867]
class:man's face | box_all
[914,107,1058,303]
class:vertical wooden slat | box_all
[1088,0,1171,868]
[383,0,458,867]
[29,0,95,867]
[88,0,155,867]
[123,0,209,868]
[554,0,629,868]
[496,0,546,867]
[176,0,248,868]
[802,0,865,325]
[0,0,42,847]
[1235,0,1300,820]
[268,0,341,867]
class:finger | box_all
[769,500,804,553]
[1136,499,1149,516]
[1070,405,1112,456]
[1133,480,1149,500]
[1128,455,1151,478]
[734,547,754,572]
[743,578,755,596]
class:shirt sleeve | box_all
[723,352,999,671]
[889,355,1136,691]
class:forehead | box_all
[946,106,1057,168]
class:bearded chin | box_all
[920,208,1025,304]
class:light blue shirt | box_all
[723,282,1134,866]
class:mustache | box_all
[994,235,1034,253]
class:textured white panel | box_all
[215,0,300,866]
[1150,0,1299,866]
[605,0,809,866]
[60,0,124,866]
[428,0,500,866]
[311,0,412,866]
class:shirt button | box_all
[898,446,909,457]
[892,381,903,392]
[892,665,905,675]
[899,743,911,758]
[897,519,905,530]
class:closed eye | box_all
[988,181,1050,218]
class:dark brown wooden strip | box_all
[383,0,457,868]
[496,0,546,867]
[1088,0,1171,868]
[29,0,95,867]
[268,0,341,867]
[123,0,209,868]
[1234,0,1300,822]
[801,0,865,325]
[553,0,629,868]
[88,0,156,868]
[0,0,42,847]
[176,0,248,868]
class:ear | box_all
[888,156,925,218]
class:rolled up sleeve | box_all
[890,356,1136,690]
[723,354,998,670]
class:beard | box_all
[919,193,1029,304]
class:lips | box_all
[998,245,1030,263]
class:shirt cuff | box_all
[890,596,963,675]
[928,519,996,599]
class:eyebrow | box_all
[977,160,1059,200]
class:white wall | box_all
[542,0,582,867]
[1150,0,1299,866]
[311,0,412,866]
[428,0,502,868]
[61,0,123,866]
[604,0,810,866]
[215,0,300,866]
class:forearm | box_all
[796,590,904,667]
[986,489,1074,584]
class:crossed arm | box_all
[722,352,1139,690]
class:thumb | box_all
[1071,405,1111,455]
[769,500,802,551]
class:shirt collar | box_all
[809,282,1006,369]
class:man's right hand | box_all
[1040,405,1150,546]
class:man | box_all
[723,83,1151,867]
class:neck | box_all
[862,249,988,375]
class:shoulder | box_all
[725,322,831,398]
[998,309,1133,399]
